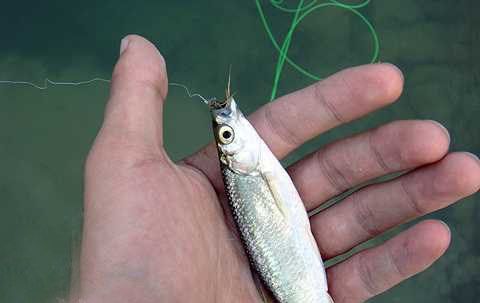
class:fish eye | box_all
[218,125,235,144]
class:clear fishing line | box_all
[0,78,211,104]
[0,1,379,104]
[0,78,111,90]
[256,0,380,101]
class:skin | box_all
[74,35,480,303]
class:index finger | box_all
[183,63,404,189]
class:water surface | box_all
[0,1,478,302]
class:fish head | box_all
[210,97,262,175]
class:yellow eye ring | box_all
[218,125,235,144]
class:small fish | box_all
[210,83,334,303]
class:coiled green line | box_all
[255,0,380,101]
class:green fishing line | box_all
[256,0,380,101]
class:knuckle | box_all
[399,179,424,215]
[317,150,351,193]
[112,62,167,99]
[353,194,382,238]
[263,103,301,148]
[355,253,380,297]
[368,129,390,172]
[313,81,345,124]
[388,238,409,278]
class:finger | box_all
[312,152,480,259]
[98,35,168,155]
[289,120,450,210]
[327,220,451,303]
[249,63,403,157]
[184,63,404,189]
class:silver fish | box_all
[210,88,334,303]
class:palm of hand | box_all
[82,149,261,302]
[76,36,480,303]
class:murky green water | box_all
[0,1,478,302]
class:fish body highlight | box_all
[210,97,333,303]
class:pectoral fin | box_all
[262,171,288,219]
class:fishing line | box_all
[0,78,111,90]
[0,1,378,104]
[169,82,213,104]
[256,0,380,101]
[0,78,212,104]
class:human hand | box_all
[76,35,480,303]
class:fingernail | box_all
[120,37,130,55]
[438,220,451,237]
[464,152,480,162]
[427,120,450,143]
[379,63,404,83]
[390,63,404,83]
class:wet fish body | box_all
[211,97,333,303]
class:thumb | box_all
[99,35,169,156]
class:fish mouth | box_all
[209,96,234,119]
[209,96,231,110]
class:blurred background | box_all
[0,0,478,302]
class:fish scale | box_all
[212,96,333,303]
[222,166,316,302]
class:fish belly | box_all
[222,166,329,303]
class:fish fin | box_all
[226,65,232,99]
[262,171,288,219]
